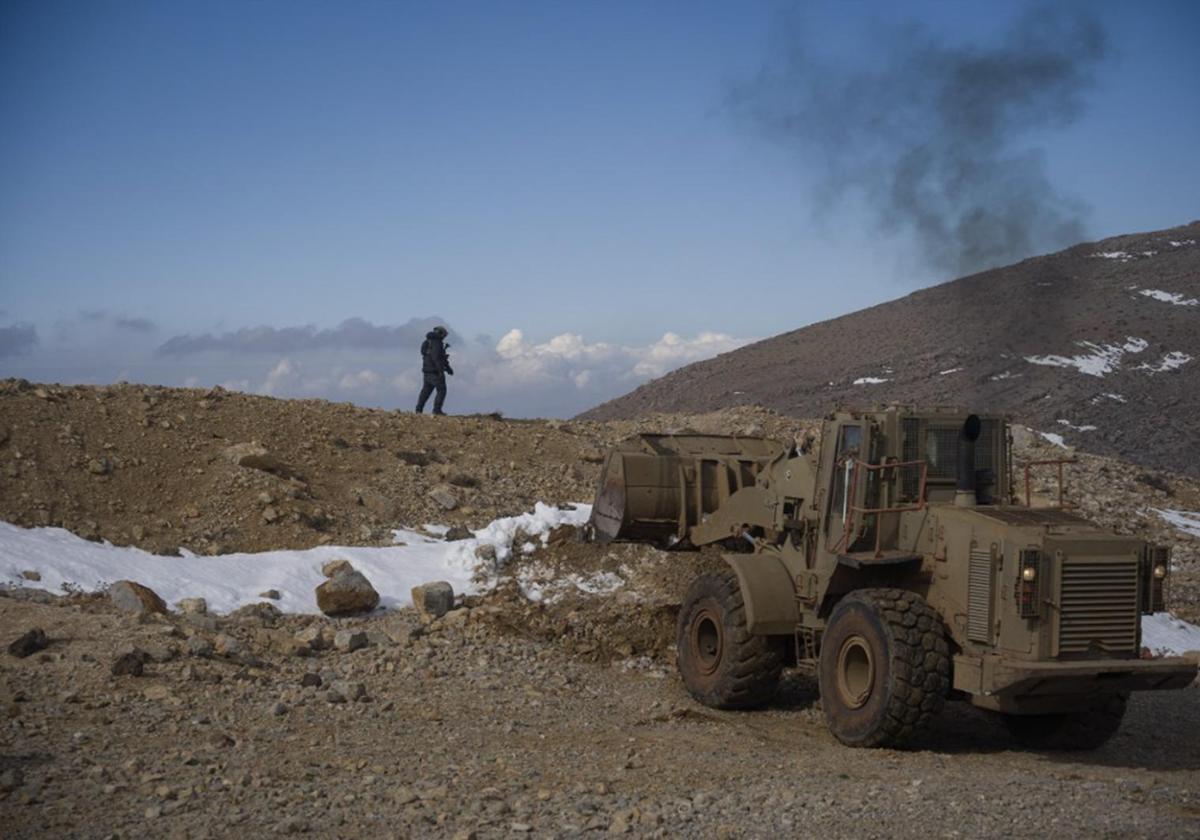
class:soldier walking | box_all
[415,326,453,414]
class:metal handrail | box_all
[836,458,928,557]
[1023,458,1078,509]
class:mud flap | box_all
[722,553,799,635]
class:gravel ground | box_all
[3,383,1199,837]
[3,590,1198,839]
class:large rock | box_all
[222,441,268,465]
[331,680,367,702]
[350,487,399,521]
[213,634,243,657]
[228,602,281,625]
[321,558,354,578]
[334,629,369,653]
[8,628,48,658]
[579,446,606,464]
[295,624,335,651]
[315,570,380,616]
[255,628,308,658]
[222,442,300,479]
[109,581,168,616]
[111,648,150,676]
[427,485,458,511]
[411,581,455,620]
[178,598,208,615]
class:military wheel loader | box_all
[589,407,1197,749]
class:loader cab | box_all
[819,408,1010,556]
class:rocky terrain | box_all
[580,222,1200,479]
[2,383,1200,837]
[3,580,1200,839]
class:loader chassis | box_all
[590,407,1196,748]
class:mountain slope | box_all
[580,222,1200,476]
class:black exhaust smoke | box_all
[957,414,982,502]
[729,9,1109,279]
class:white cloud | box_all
[632,332,747,378]
[1,314,754,418]
[261,358,298,395]
[338,369,382,391]
[467,328,753,413]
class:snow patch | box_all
[990,371,1020,381]
[1137,288,1199,306]
[1056,419,1097,432]
[1090,250,1131,260]
[0,503,592,615]
[1153,509,1200,539]
[1137,351,1193,374]
[1023,337,1148,377]
[1142,613,1200,657]
[1039,432,1069,449]
[938,367,963,375]
[853,377,890,385]
[518,568,626,604]
[1168,239,1196,247]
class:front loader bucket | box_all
[589,434,788,545]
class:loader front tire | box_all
[818,588,950,748]
[676,571,785,709]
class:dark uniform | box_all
[416,326,453,414]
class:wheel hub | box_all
[690,608,723,676]
[836,635,875,709]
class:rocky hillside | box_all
[580,222,1200,477]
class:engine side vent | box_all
[967,548,993,643]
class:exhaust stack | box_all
[955,414,982,508]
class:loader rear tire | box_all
[818,588,950,748]
[1003,693,1128,751]
[676,571,785,709]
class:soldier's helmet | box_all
[433,326,448,338]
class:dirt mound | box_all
[580,221,1200,478]
[0,379,616,554]
[0,380,824,557]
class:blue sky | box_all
[1,1,1198,415]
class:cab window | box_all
[828,425,862,530]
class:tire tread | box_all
[823,588,950,748]
[677,571,785,709]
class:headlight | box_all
[1142,546,1169,614]
[1017,548,1041,618]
